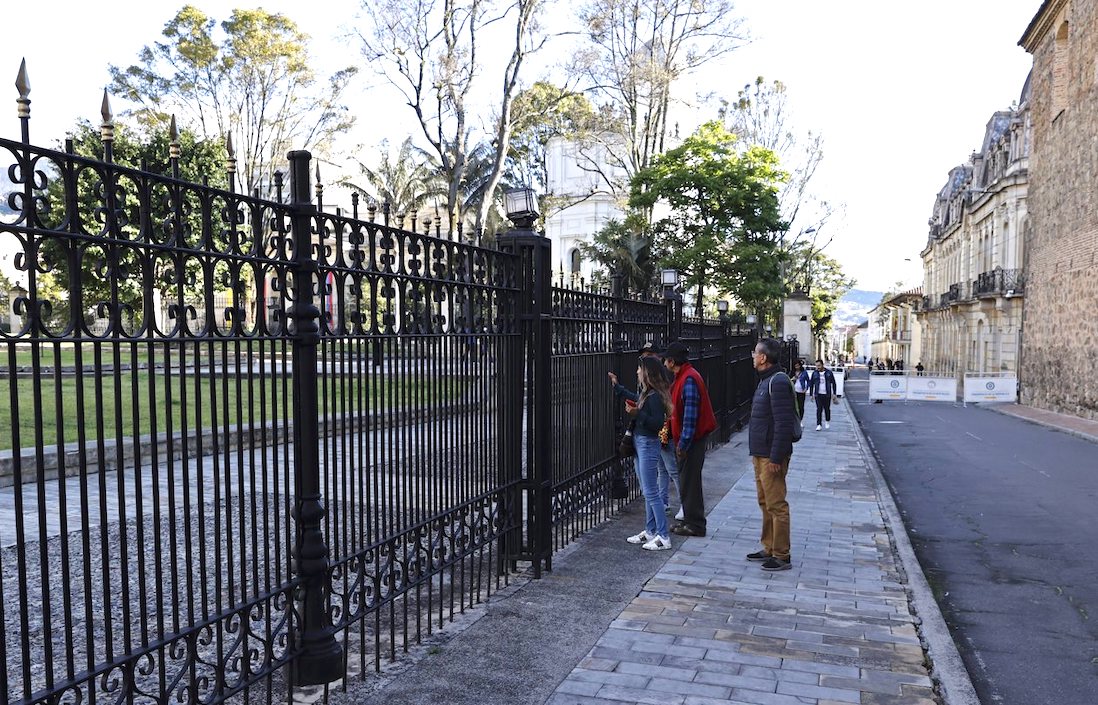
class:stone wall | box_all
[1021,0,1098,419]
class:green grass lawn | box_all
[0,370,468,451]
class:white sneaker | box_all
[824,421,830,430]
[627,530,653,544]
[642,535,672,551]
[675,507,684,521]
[815,424,822,431]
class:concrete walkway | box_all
[337,394,976,705]
[548,397,954,705]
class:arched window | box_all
[569,248,581,273]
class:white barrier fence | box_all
[963,373,1019,403]
[867,371,1017,403]
[868,373,908,400]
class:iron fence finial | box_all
[16,58,30,113]
[100,89,114,142]
[169,114,180,160]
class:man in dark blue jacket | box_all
[747,337,796,571]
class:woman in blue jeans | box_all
[608,356,673,550]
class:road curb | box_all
[843,396,981,705]
[983,404,1098,445]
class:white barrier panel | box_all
[964,375,1018,403]
[869,373,907,400]
[906,375,957,402]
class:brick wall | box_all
[1022,0,1098,419]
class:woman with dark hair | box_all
[608,356,674,550]
[791,359,809,421]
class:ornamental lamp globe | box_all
[504,187,539,229]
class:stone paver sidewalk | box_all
[549,399,940,705]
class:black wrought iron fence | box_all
[2,73,762,705]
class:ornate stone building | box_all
[872,290,923,368]
[1020,0,1098,419]
[918,96,1030,379]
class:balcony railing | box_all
[974,267,1025,297]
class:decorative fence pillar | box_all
[287,150,344,684]
[498,222,553,577]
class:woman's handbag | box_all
[617,430,636,457]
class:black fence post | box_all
[719,313,733,441]
[287,150,344,685]
[498,222,553,577]
[666,291,683,343]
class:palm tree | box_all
[341,137,445,217]
[578,212,655,292]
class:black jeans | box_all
[677,439,708,534]
[815,394,832,425]
[794,392,806,420]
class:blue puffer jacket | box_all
[749,365,796,463]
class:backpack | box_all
[769,372,803,443]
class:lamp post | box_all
[504,187,540,231]
[662,268,682,343]
[746,313,759,340]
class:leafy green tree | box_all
[792,250,854,331]
[721,76,834,297]
[110,5,356,194]
[628,121,786,315]
[577,212,654,291]
[36,120,228,328]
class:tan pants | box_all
[752,456,791,560]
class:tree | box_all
[628,121,785,315]
[572,0,746,193]
[357,0,548,236]
[36,119,229,329]
[340,137,445,217]
[721,76,832,293]
[110,5,356,194]
[792,250,854,331]
[507,82,598,192]
[577,212,654,291]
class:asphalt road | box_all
[845,368,1098,704]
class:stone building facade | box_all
[1020,0,1098,419]
[868,290,923,368]
[918,97,1030,380]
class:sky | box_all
[1,0,1039,292]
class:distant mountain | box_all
[833,288,883,329]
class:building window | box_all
[570,248,581,274]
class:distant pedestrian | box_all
[916,361,925,376]
[664,341,717,538]
[747,337,796,571]
[809,359,836,430]
[791,359,809,421]
[639,342,681,517]
[608,356,673,551]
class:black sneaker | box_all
[746,550,772,562]
[671,524,706,537]
[760,557,791,571]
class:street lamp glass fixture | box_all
[660,269,679,287]
[746,314,757,325]
[716,300,729,312]
[765,325,773,333]
[504,187,539,228]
